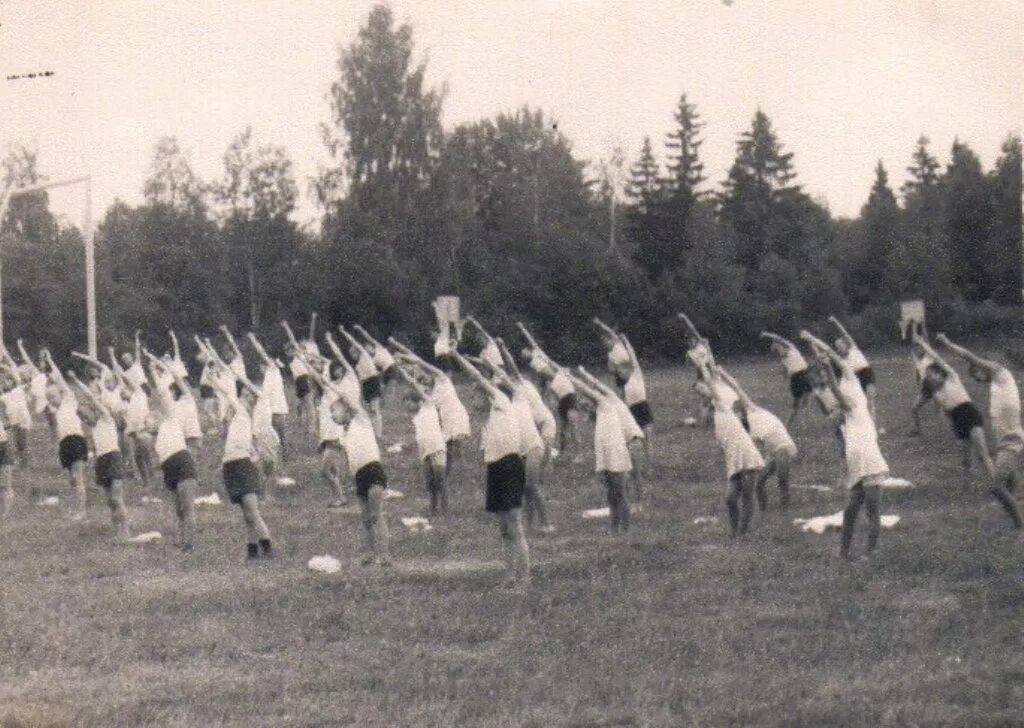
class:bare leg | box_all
[108,480,130,541]
[361,485,390,565]
[840,483,865,559]
[70,461,87,521]
[738,471,756,534]
[755,461,774,512]
[776,450,793,508]
[725,476,741,536]
[991,452,1023,529]
[322,448,347,507]
[174,478,197,549]
[497,508,529,585]
[0,464,13,521]
[863,484,881,554]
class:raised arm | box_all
[912,333,954,376]
[451,350,501,400]
[324,333,356,377]
[68,371,107,413]
[42,350,70,393]
[799,330,842,365]
[676,312,701,341]
[577,366,615,399]
[133,329,142,362]
[567,369,602,403]
[168,330,182,363]
[495,338,522,381]
[715,366,754,406]
[394,364,429,401]
[352,324,384,350]
[828,316,856,346]
[308,312,318,341]
[619,334,639,368]
[219,325,244,362]
[337,326,369,359]
[759,331,794,349]
[516,322,541,351]
[17,340,40,375]
[818,357,851,412]
[246,333,274,366]
[71,351,110,375]
[387,337,416,359]
[592,317,617,340]
[935,334,1000,375]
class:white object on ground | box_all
[39,496,60,506]
[127,531,162,544]
[307,555,342,574]
[794,511,901,535]
[401,516,433,532]
[792,484,832,492]
[193,493,223,506]
[880,476,913,489]
[385,443,404,454]
[684,416,698,427]
[275,476,297,487]
[140,496,164,504]
[582,505,643,519]
[877,427,887,435]
[383,489,404,500]
[692,516,718,525]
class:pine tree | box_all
[625,137,660,214]
[943,139,992,301]
[664,94,705,203]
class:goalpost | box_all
[0,176,97,356]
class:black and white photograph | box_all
[0,1,1021,725]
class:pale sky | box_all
[1,0,1021,229]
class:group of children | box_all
[0,308,1018,584]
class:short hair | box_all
[235,380,247,398]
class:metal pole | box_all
[84,177,96,356]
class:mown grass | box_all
[0,355,1021,727]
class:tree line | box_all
[1,4,1020,364]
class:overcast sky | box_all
[1,0,1021,228]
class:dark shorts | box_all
[919,379,935,400]
[485,453,525,513]
[354,461,388,500]
[790,369,812,399]
[95,451,124,489]
[295,374,312,400]
[855,366,876,390]
[223,458,262,505]
[161,450,198,491]
[557,392,578,421]
[949,402,984,440]
[11,426,27,455]
[199,384,216,400]
[614,372,628,390]
[319,439,343,454]
[361,375,382,402]
[629,401,654,428]
[380,365,397,385]
[58,434,89,470]
[0,442,10,468]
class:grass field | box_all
[1,354,1022,727]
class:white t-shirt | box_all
[481,341,503,370]
[261,365,289,416]
[174,392,203,440]
[412,402,446,460]
[481,392,520,463]
[223,408,254,463]
[30,372,48,414]
[844,344,870,372]
[549,370,575,399]
[228,357,247,381]
[932,372,971,411]
[608,341,630,371]
[93,413,119,457]
[624,368,647,406]
[989,368,1024,447]
[171,359,189,380]
[432,376,471,441]
[289,355,310,379]
[55,394,83,440]
[746,406,797,455]
[713,405,764,478]
[594,397,632,473]
[713,378,740,410]
[100,386,126,418]
[318,388,342,445]
[337,373,362,410]
[372,346,395,371]
[841,394,888,487]
[124,388,150,434]
[512,389,545,455]
[344,411,381,474]
[914,353,935,382]
[1,387,32,428]
[355,352,378,382]
[782,346,808,375]
[154,417,187,464]
[124,361,146,389]
[521,380,556,445]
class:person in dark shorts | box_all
[143,351,198,550]
[760,331,813,426]
[69,373,131,541]
[829,316,878,424]
[42,350,89,522]
[912,334,993,490]
[0,388,15,522]
[352,324,398,400]
[338,326,384,439]
[213,374,274,560]
[516,322,582,461]
[395,366,449,515]
[615,333,653,494]
[453,351,529,589]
